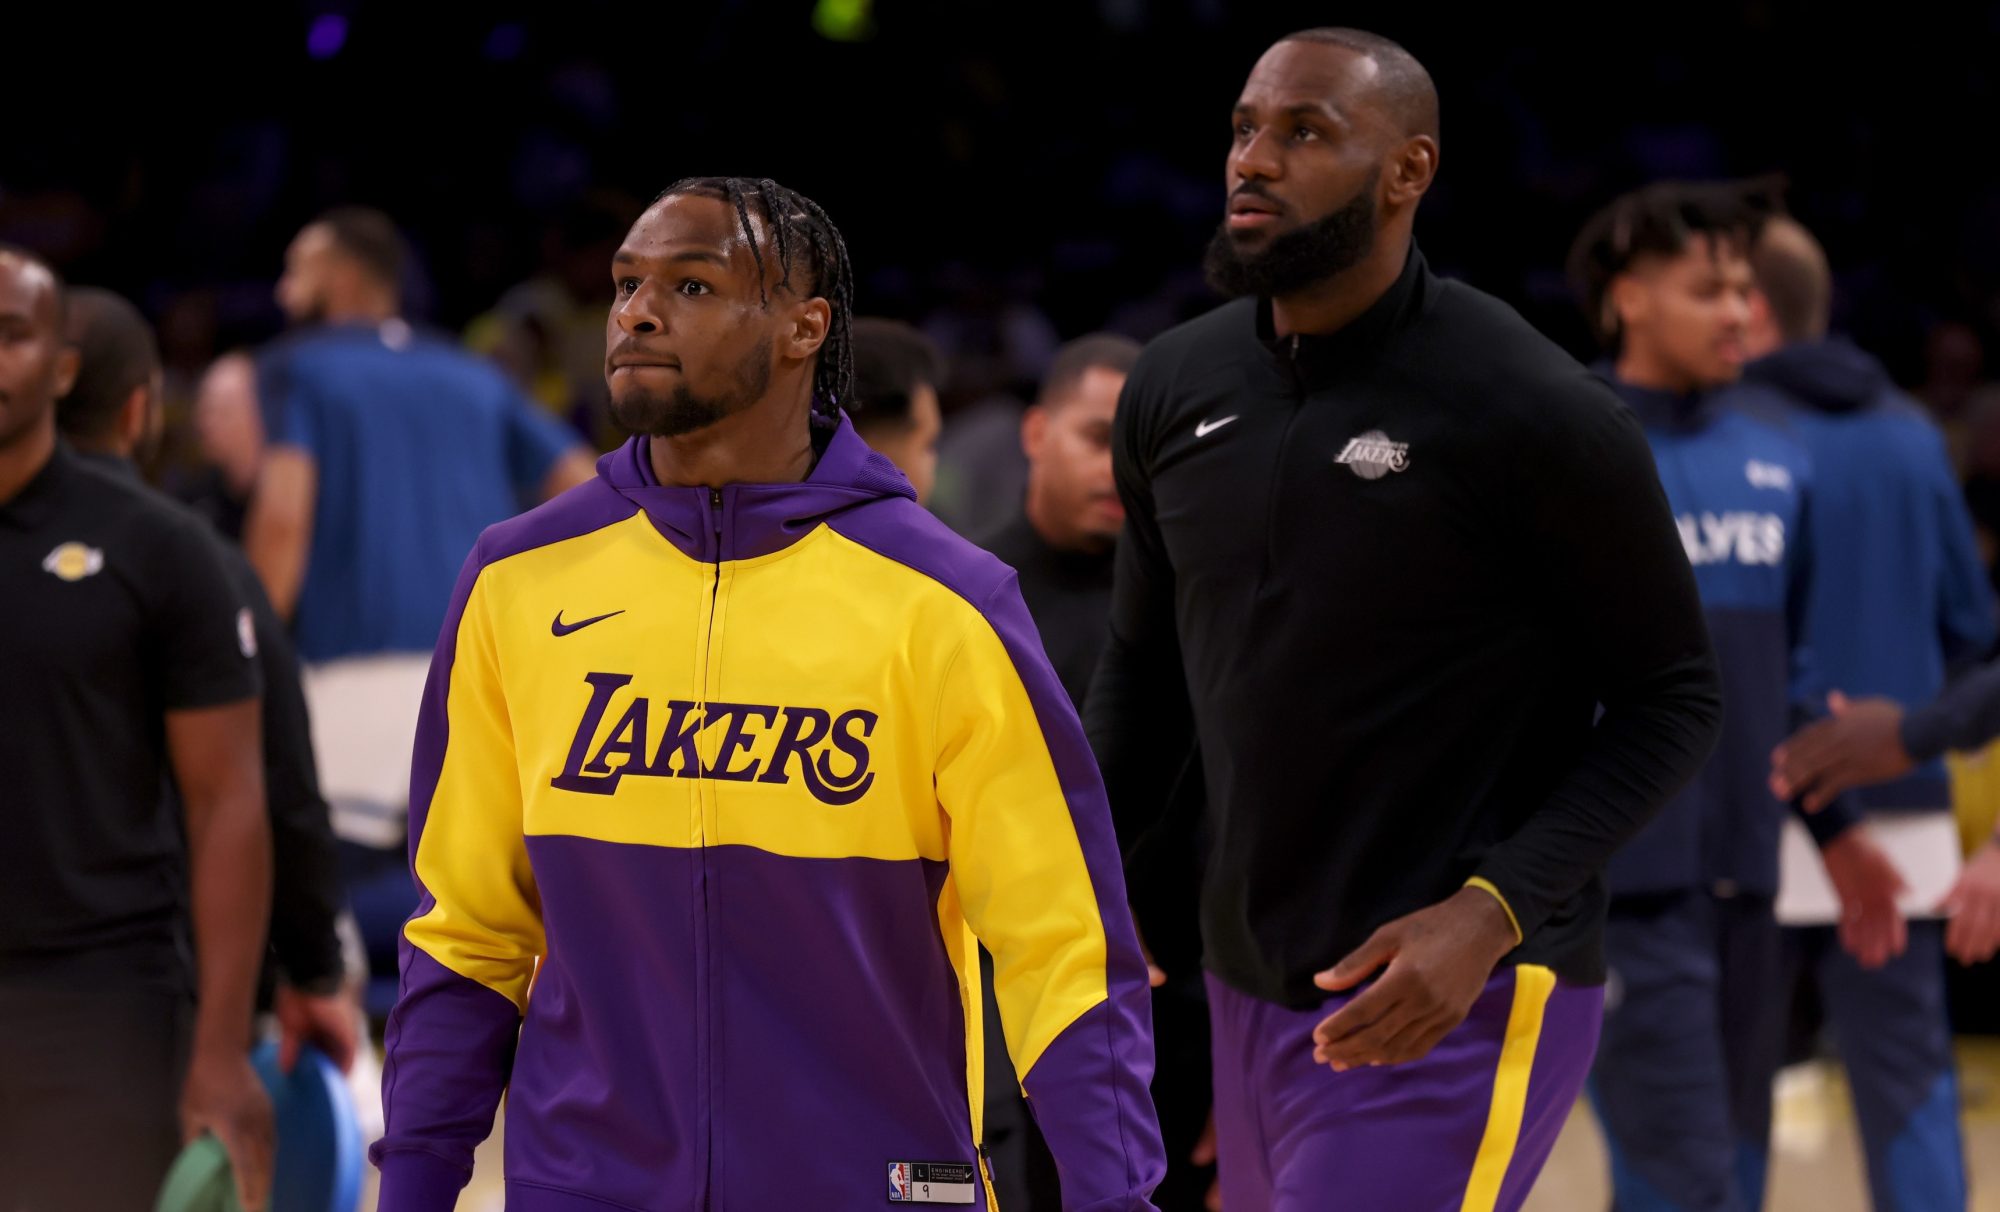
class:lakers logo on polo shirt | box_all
[1335,430,1410,480]
[41,542,104,582]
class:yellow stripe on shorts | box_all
[1459,964,1557,1212]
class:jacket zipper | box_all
[699,486,724,1212]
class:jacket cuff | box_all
[1900,704,1950,765]
[1463,877,1524,945]
[1800,793,1863,847]
[372,1149,469,1212]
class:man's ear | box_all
[789,297,831,361]
[1384,135,1439,208]
[1021,404,1048,461]
[53,344,80,398]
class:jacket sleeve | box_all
[1784,470,1865,844]
[1084,356,1197,857]
[370,541,544,1209]
[1471,381,1724,940]
[936,577,1165,1212]
[1904,659,2000,761]
[250,575,346,990]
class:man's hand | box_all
[1820,827,1909,969]
[1132,906,1166,988]
[1190,1110,1221,1211]
[1770,691,1914,812]
[1942,840,2000,966]
[180,1043,275,1212]
[276,983,360,1074]
[1310,887,1518,1071]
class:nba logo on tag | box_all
[887,1160,977,1204]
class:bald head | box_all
[0,245,67,328]
[1281,28,1438,141]
[0,246,78,454]
[1751,216,1832,342]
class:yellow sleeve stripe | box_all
[1463,878,1524,946]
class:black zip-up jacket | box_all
[1084,247,1723,1005]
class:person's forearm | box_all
[242,522,306,621]
[189,784,273,1051]
[1903,660,2000,762]
[242,449,315,621]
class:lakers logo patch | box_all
[41,542,104,582]
[1335,430,1410,480]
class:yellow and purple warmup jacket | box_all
[371,418,1165,1212]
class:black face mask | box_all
[1204,171,1380,299]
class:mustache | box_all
[1229,182,1286,211]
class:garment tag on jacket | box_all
[887,1161,976,1204]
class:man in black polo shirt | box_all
[982,333,1141,709]
[0,248,274,1211]
[1085,29,1721,1210]
[980,332,1204,1210]
[59,285,358,1077]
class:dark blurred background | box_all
[7,1,2000,428]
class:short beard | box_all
[1203,171,1380,299]
[610,336,773,438]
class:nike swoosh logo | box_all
[552,609,626,637]
[1195,415,1239,438]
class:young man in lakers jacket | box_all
[370,178,1166,1212]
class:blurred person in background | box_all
[466,190,639,447]
[848,317,944,504]
[980,333,1138,706]
[1572,180,1909,1212]
[183,350,264,541]
[245,206,596,1012]
[974,332,1167,1209]
[0,247,274,1211]
[1744,214,1994,1211]
[59,286,358,1078]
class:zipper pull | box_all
[1291,333,1301,358]
[709,487,723,537]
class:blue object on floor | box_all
[250,1039,365,1212]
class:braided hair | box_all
[654,177,856,439]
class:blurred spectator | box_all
[930,392,1029,538]
[245,206,596,651]
[922,265,1060,408]
[978,333,1139,706]
[973,333,1174,1211]
[59,286,359,1075]
[1916,321,1997,473]
[848,317,944,503]
[1572,183,1893,1212]
[1743,215,1990,1212]
[181,350,265,541]
[243,207,596,1012]
[465,190,638,447]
